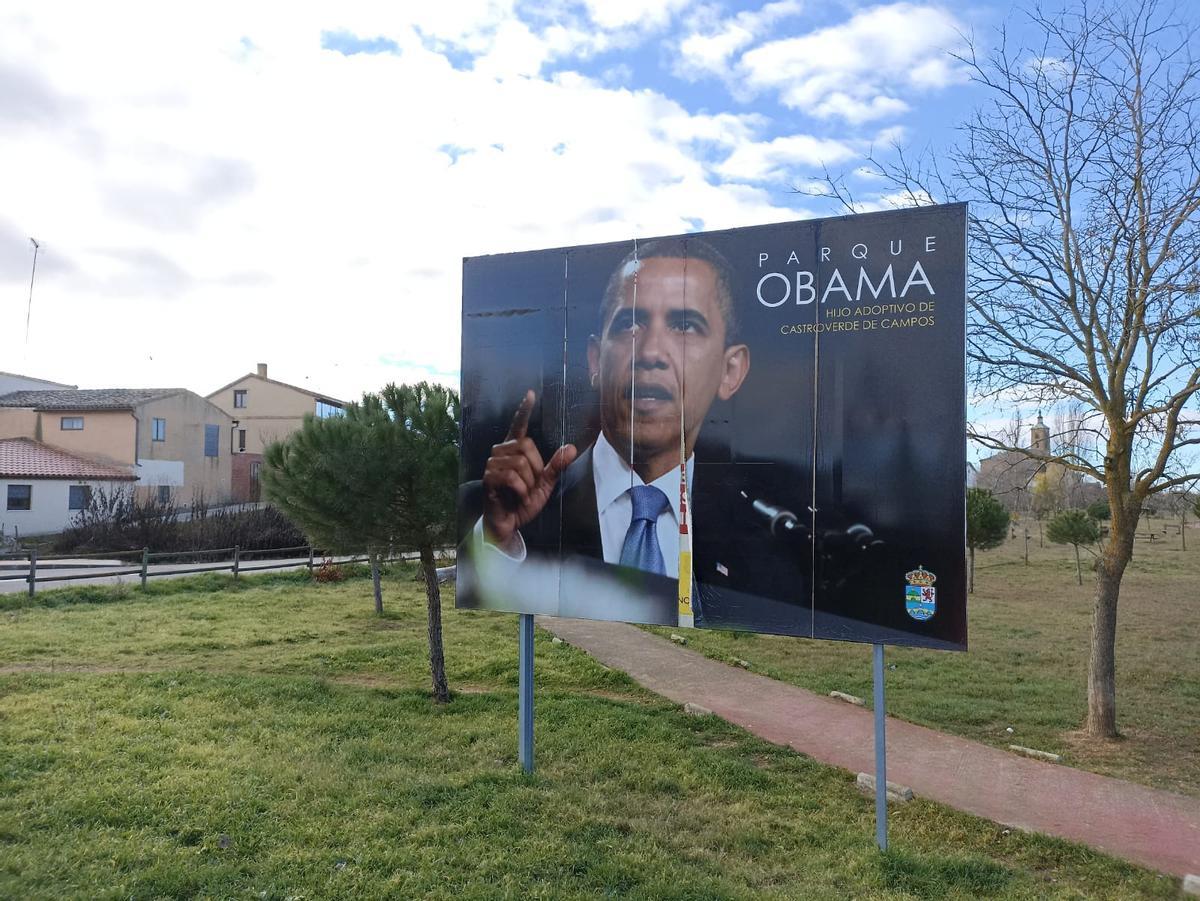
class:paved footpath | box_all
[542,617,1200,878]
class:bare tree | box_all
[808,2,1200,738]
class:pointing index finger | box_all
[507,389,535,440]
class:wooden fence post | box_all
[27,547,36,598]
[141,547,149,589]
[233,545,241,580]
[307,546,314,575]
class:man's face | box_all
[588,256,749,465]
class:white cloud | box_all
[717,133,857,181]
[737,2,966,122]
[675,0,803,79]
[579,0,691,31]
[0,2,812,400]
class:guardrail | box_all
[1,545,449,597]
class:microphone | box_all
[740,491,884,552]
[740,491,809,541]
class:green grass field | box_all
[650,515,1200,797]
[0,568,1181,898]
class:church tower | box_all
[1030,413,1051,454]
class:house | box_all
[0,389,234,508]
[206,363,345,501]
[0,371,77,395]
[1,438,137,538]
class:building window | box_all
[315,399,342,418]
[238,429,247,452]
[152,418,166,442]
[61,416,84,431]
[157,485,171,504]
[234,389,247,408]
[68,485,92,511]
[6,485,31,511]
[249,461,261,483]
[204,424,220,457]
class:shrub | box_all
[53,488,306,556]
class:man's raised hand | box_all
[481,389,578,551]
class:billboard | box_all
[457,204,967,650]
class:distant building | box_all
[0,371,76,394]
[1,438,137,538]
[0,388,233,509]
[976,414,1103,512]
[206,363,345,502]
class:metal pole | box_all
[233,545,241,580]
[27,547,36,598]
[25,237,39,347]
[141,547,149,589]
[518,613,534,774]
[873,642,888,851]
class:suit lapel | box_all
[558,446,603,559]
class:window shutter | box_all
[204,424,220,457]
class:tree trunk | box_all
[1073,544,1082,585]
[1182,513,1187,551]
[968,546,975,594]
[1086,497,1136,739]
[420,543,450,703]
[1087,565,1120,737]
[371,552,383,616]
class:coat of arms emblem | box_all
[904,566,937,621]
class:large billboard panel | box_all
[458,204,967,650]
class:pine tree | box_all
[1047,510,1101,586]
[966,488,1009,593]
[262,382,458,703]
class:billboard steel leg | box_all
[518,613,534,774]
[873,642,888,851]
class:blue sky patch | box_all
[320,30,400,56]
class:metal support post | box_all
[518,613,535,774]
[307,546,315,574]
[873,642,888,851]
[141,547,149,589]
[233,545,241,580]
[27,547,36,598]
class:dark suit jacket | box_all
[458,443,826,635]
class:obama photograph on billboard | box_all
[458,204,967,650]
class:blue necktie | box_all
[620,484,669,575]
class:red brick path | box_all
[542,617,1200,877]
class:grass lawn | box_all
[0,569,1181,898]
[649,515,1200,797]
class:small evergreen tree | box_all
[966,488,1009,594]
[262,394,399,615]
[262,382,460,703]
[1047,510,1101,586]
[380,382,458,704]
[1086,500,1111,521]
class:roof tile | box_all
[0,438,136,481]
[0,388,181,411]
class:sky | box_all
[1,0,1002,403]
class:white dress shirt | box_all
[591,431,694,577]
[474,430,695,577]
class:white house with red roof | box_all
[0,438,137,538]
